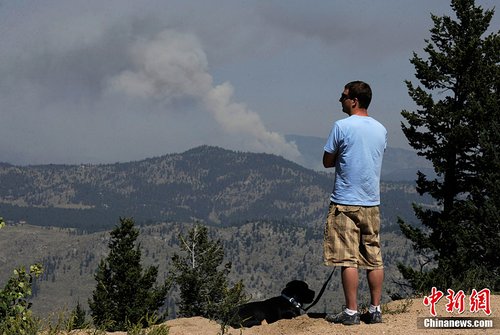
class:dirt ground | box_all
[95,295,499,335]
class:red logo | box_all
[423,287,491,316]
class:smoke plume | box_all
[107,30,300,161]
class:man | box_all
[322,81,387,325]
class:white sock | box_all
[345,308,358,315]
[369,304,381,313]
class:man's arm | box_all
[323,151,337,168]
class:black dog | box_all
[231,280,315,328]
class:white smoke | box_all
[107,30,300,161]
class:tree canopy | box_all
[88,217,169,331]
[169,224,246,328]
[399,0,500,293]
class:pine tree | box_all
[88,217,170,331]
[169,224,246,323]
[70,301,87,330]
[398,0,500,293]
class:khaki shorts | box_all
[323,203,383,269]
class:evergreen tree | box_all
[398,0,500,293]
[169,224,246,323]
[88,217,169,331]
[70,301,87,330]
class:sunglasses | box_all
[339,93,350,102]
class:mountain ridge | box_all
[0,145,429,232]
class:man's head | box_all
[340,81,372,110]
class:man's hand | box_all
[323,151,337,168]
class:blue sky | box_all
[0,0,498,165]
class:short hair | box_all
[345,81,372,109]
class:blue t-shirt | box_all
[324,115,387,206]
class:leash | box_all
[303,268,336,312]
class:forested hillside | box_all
[0,146,428,232]
[0,222,417,319]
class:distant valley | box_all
[0,144,431,318]
[1,222,418,319]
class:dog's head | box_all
[281,280,315,305]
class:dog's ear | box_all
[283,280,299,294]
[282,281,296,296]
[282,280,316,304]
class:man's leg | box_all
[342,266,359,310]
[367,268,383,306]
[361,268,384,323]
[326,266,360,325]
